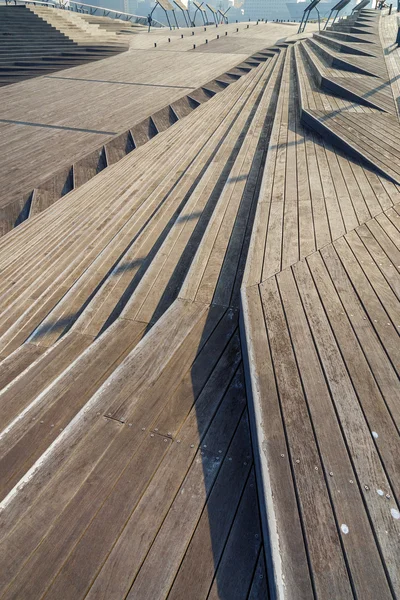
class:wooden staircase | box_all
[296,11,400,184]
[0,4,128,87]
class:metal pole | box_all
[182,9,189,26]
[324,8,333,28]
[165,9,172,29]
[148,5,156,31]
[298,11,305,32]
[301,9,310,32]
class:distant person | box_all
[147,13,153,31]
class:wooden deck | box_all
[0,8,399,600]
[0,47,278,600]
[0,19,307,236]
[242,9,400,600]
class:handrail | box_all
[67,0,165,26]
[0,0,166,27]
[2,0,57,6]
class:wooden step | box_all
[306,37,383,78]
[299,40,395,113]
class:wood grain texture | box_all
[1,8,400,600]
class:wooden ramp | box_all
[241,210,400,599]
[0,19,308,237]
[0,8,399,600]
[0,49,282,600]
[241,9,400,600]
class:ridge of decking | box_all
[0,19,305,237]
[241,9,400,600]
[0,9,399,600]
[0,47,284,600]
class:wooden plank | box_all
[247,549,269,600]
[105,301,210,422]
[293,257,400,596]
[319,240,400,430]
[206,470,262,600]
[262,50,290,279]
[344,228,400,325]
[85,363,247,600]
[242,53,285,288]
[312,245,400,493]
[0,343,46,392]
[29,189,56,218]
[73,147,107,189]
[0,331,93,433]
[166,387,251,600]
[0,415,124,588]
[308,109,400,184]
[304,129,331,250]
[345,159,380,218]
[10,61,268,352]
[322,142,359,232]
[294,49,315,260]
[240,284,313,600]
[260,275,353,599]
[333,236,400,374]
[366,217,400,272]
[376,212,400,248]
[152,316,241,438]
[281,49,299,270]
[277,266,393,599]
[1,432,172,600]
[355,223,400,300]
[1,25,289,236]
[178,56,280,303]
[0,320,144,501]
[127,411,251,600]
[0,92,238,354]
[104,130,135,165]
[313,136,345,241]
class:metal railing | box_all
[67,1,165,27]
[2,0,57,5]
[1,0,166,27]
